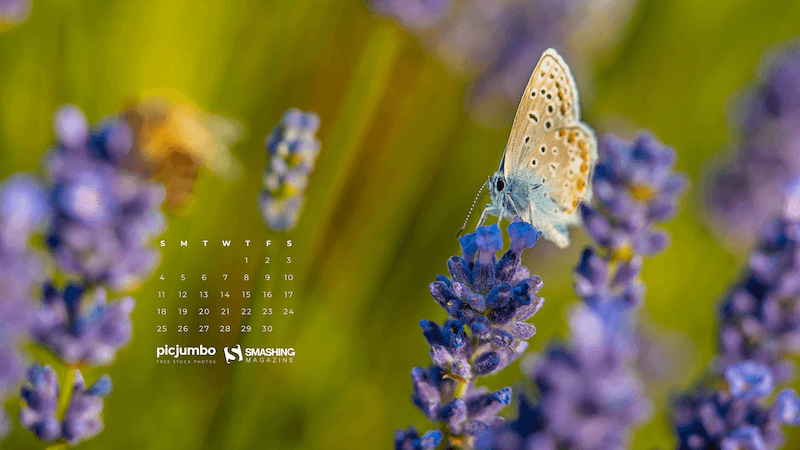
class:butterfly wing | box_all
[527,124,597,214]
[502,48,581,177]
[501,48,598,243]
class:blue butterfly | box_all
[464,48,598,248]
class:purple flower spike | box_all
[586,133,687,256]
[45,106,166,291]
[403,221,543,446]
[0,175,47,403]
[31,283,135,366]
[705,44,800,248]
[394,426,443,450]
[18,364,112,445]
[673,365,800,449]
[260,108,321,232]
[717,218,800,383]
[19,364,61,442]
[61,371,111,444]
[725,361,774,400]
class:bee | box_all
[120,94,243,209]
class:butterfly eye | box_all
[496,178,505,191]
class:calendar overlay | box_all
[153,239,296,366]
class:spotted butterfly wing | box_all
[502,48,597,247]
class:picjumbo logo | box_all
[224,344,243,364]
[156,344,216,359]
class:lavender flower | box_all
[45,105,166,291]
[0,175,47,406]
[582,133,687,258]
[19,363,112,445]
[476,132,684,449]
[0,0,30,25]
[398,219,543,447]
[673,362,800,450]
[394,426,444,450]
[260,108,320,232]
[31,282,135,366]
[705,43,800,248]
[474,306,651,450]
[672,150,800,448]
[715,217,800,383]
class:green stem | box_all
[55,367,75,418]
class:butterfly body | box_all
[476,48,597,248]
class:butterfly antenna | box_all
[456,180,489,237]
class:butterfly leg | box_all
[477,205,489,228]
[508,195,523,220]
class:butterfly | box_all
[465,48,598,248]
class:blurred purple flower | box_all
[399,219,543,446]
[0,0,30,25]
[0,175,47,404]
[260,108,320,232]
[0,345,24,400]
[705,43,800,248]
[365,0,639,126]
[675,190,800,444]
[19,363,112,445]
[582,133,687,257]
[371,0,452,29]
[673,374,800,450]
[31,282,135,366]
[45,105,166,291]
[467,0,576,125]
[717,218,800,383]
[474,306,650,450]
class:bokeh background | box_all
[1,0,800,448]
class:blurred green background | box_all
[1,0,800,448]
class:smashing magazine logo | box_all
[224,344,243,364]
[223,345,295,364]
